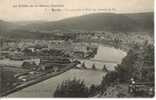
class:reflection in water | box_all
[81,45,126,71]
[8,45,126,97]
[94,45,126,63]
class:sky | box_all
[0,0,154,21]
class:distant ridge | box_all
[0,12,154,38]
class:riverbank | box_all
[2,63,77,97]
[95,43,154,98]
[75,39,130,52]
[6,44,126,97]
[95,83,131,97]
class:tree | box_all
[142,44,154,82]
[89,84,98,96]
[92,64,96,70]
[54,79,89,97]
[115,48,142,82]
[100,71,118,94]
[115,44,154,82]
[143,44,154,66]
[102,65,108,72]
[82,62,87,69]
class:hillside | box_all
[20,12,153,32]
[0,12,154,38]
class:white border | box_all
[1,0,156,100]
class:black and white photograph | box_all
[0,0,154,98]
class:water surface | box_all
[7,44,126,97]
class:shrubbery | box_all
[113,44,154,82]
[100,43,154,95]
[54,79,89,97]
[54,44,154,97]
[100,71,118,94]
[54,78,100,97]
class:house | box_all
[39,63,60,72]
[39,58,72,71]
[22,61,39,71]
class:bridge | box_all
[74,67,106,72]
[82,59,120,64]
[39,56,120,64]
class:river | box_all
[7,44,126,97]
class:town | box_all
[0,30,154,97]
[0,33,99,96]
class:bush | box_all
[115,44,154,82]
[100,71,118,93]
[89,84,99,96]
[115,47,142,81]
[92,64,96,70]
[54,79,89,97]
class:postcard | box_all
[0,0,154,98]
